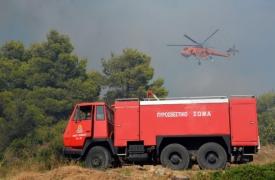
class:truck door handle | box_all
[86,130,91,132]
[249,121,255,124]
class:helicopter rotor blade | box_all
[203,29,219,44]
[183,34,201,45]
[167,44,199,46]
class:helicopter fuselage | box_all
[181,46,229,59]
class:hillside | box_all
[8,145,275,180]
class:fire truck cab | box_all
[63,96,259,170]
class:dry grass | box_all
[10,166,120,180]
[7,145,275,180]
[253,144,275,164]
[8,165,170,180]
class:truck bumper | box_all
[63,147,82,158]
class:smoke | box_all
[1,0,275,96]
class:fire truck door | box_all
[70,105,93,147]
[93,105,109,138]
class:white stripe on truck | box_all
[140,99,228,105]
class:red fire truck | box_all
[63,96,259,170]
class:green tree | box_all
[0,30,102,165]
[23,30,86,89]
[0,40,25,60]
[102,48,168,103]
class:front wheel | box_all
[160,143,190,170]
[197,142,227,169]
[85,146,112,169]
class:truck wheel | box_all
[85,146,111,169]
[197,142,227,169]
[160,143,190,170]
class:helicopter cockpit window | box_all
[74,105,92,120]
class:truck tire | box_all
[160,143,190,170]
[197,142,227,169]
[85,146,111,169]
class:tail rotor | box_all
[227,45,239,56]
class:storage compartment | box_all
[230,97,259,146]
[114,100,140,146]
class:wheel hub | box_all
[92,158,102,167]
[170,154,182,164]
[207,153,218,164]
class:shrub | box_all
[196,163,275,180]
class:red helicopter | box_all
[168,29,238,65]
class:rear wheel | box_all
[85,146,111,169]
[160,143,190,170]
[197,142,227,169]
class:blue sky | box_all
[1,0,275,96]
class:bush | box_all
[2,120,67,169]
[196,163,275,180]
[257,92,275,145]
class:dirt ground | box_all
[9,145,275,180]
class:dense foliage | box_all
[0,31,168,169]
[0,31,102,168]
